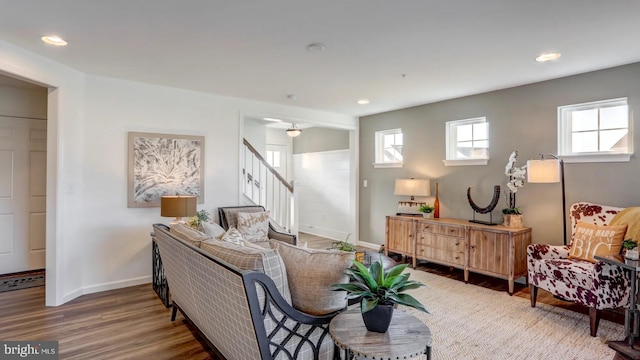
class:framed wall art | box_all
[127,132,205,208]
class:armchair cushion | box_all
[568,222,627,262]
[532,258,596,289]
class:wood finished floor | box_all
[0,234,624,359]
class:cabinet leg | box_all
[508,278,514,295]
[464,269,469,283]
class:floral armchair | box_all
[527,202,630,337]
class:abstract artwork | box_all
[127,132,205,208]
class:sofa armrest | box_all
[243,271,338,360]
[268,228,297,246]
[592,261,631,308]
[527,244,570,261]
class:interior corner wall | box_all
[292,127,349,154]
[359,62,640,247]
[1,37,358,305]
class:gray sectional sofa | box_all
[152,223,343,360]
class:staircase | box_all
[242,138,296,233]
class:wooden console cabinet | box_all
[385,216,532,294]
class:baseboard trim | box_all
[63,276,152,304]
[356,240,381,250]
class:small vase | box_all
[434,182,440,219]
[362,303,394,333]
[626,248,639,260]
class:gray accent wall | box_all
[293,127,349,154]
[359,62,640,246]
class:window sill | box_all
[372,162,403,169]
[442,159,488,167]
[561,153,631,163]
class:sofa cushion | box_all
[200,238,291,303]
[533,258,596,289]
[220,227,245,245]
[568,221,627,262]
[170,223,212,247]
[201,221,226,239]
[237,211,270,242]
[270,240,354,316]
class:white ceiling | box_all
[1,1,639,117]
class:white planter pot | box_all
[422,212,433,218]
[626,248,639,260]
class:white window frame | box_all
[558,97,632,163]
[443,117,489,166]
[373,128,403,168]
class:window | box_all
[444,117,488,166]
[266,150,281,168]
[373,128,403,168]
[558,98,631,163]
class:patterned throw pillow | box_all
[568,221,627,262]
[201,221,226,239]
[237,211,270,242]
[221,227,245,246]
[269,240,355,315]
[170,223,212,247]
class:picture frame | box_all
[127,132,205,208]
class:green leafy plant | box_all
[331,234,356,252]
[330,257,429,314]
[186,209,211,229]
[623,239,637,250]
[418,204,434,213]
[502,207,520,215]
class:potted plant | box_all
[186,209,211,230]
[330,234,356,252]
[623,239,638,260]
[503,151,527,227]
[418,204,435,218]
[330,257,429,333]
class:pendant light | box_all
[286,124,302,137]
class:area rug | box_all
[400,268,624,360]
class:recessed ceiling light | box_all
[357,99,370,105]
[306,43,326,52]
[41,35,67,46]
[536,52,561,62]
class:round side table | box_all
[329,308,432,360]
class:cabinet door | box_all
[386,217,414,256]
[468,229,510,275]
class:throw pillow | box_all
[237,211,270,242]
[269,240,355,315]
[200,238,291,303]
[170,223,212,247]
[220,227,245,246]
[201,221,226,239]
[568,221,628,262]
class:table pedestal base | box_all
[609,338,640,359]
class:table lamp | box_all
[394,178,430,215]
[161,195,197,225]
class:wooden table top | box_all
[329,308,432,360]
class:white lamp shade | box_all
[394,179,431,197]
[527,159,561,183]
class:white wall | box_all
[0,38,357,305]
[294,149,351,241]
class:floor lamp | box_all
[527,154,567,245]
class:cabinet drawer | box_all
[419,223,465,237]
[417,233,465,252]
[416,245,464,266]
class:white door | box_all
[0,116,47,274]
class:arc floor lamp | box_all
[527,154,567,245]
